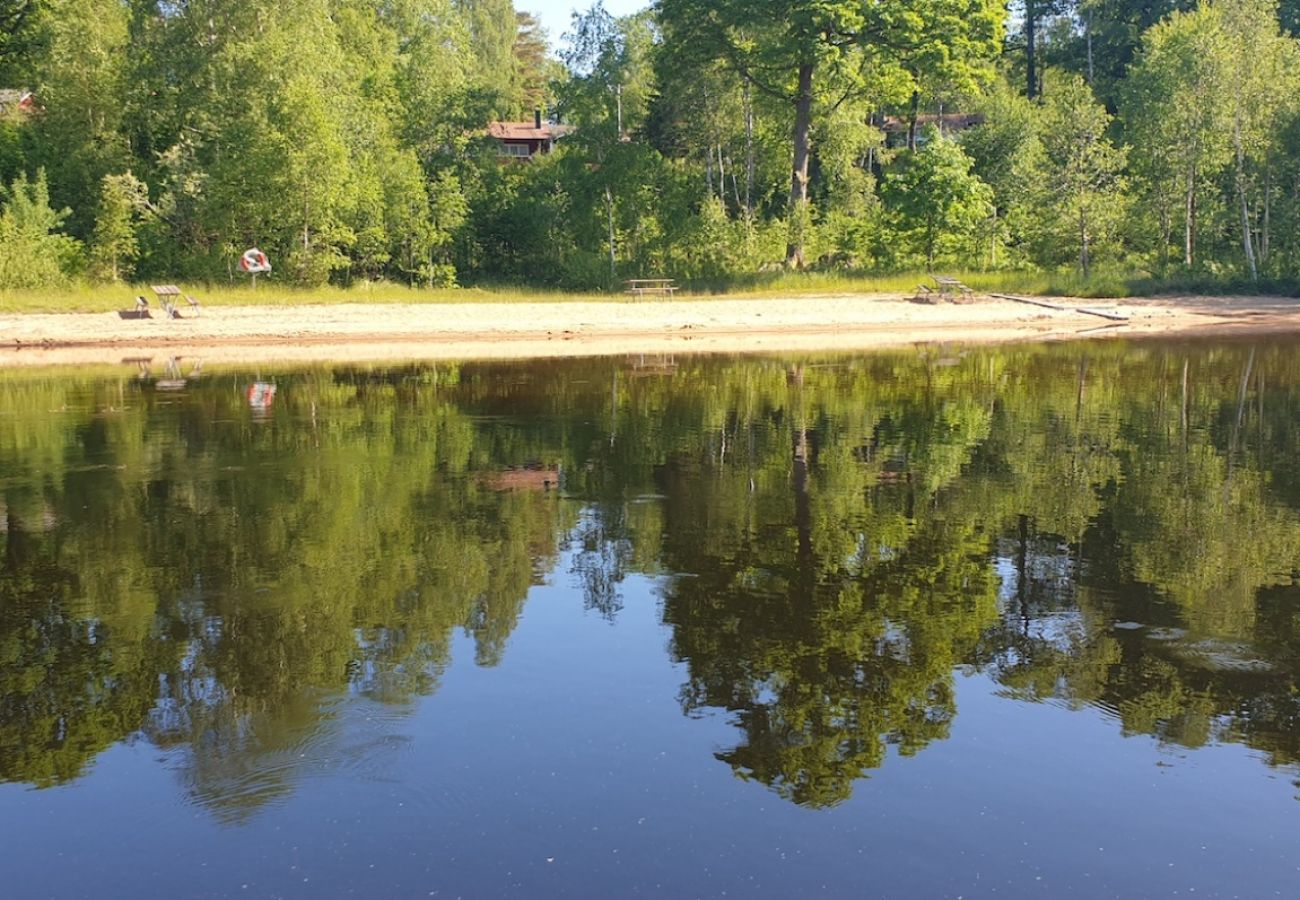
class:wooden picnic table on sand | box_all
[932,276,974,298]
[914,275,974,303]
[150,285,201,318]
[625,278,678,299]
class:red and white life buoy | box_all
[246,382,276,409]
[240,248,271,274]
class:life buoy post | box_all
[239,247,272,288]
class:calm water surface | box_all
[1,343,1299,898]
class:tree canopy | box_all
[0,0,1299,288]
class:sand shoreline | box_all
[1,293,1297,367]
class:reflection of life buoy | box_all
[240,248,271,274]
[246,382,276,409]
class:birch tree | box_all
[1123,4,1231,268]
[1220,0,1299,280]
[1034,75,1127,277]
[656,0,1002,268]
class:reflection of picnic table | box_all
[625,353,678,376]
[624,278,677,299]
[914,275,975,303]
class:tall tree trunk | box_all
[1184,164,1196,267]
[1079,206,1090,278]
[793,422,812,562]
[1180,357,1189,443]
[907,88,920,151]
[1262,165,1271,266]
[717,144,727,207]
[1157,198,1171,267]
[1085,12,1094,84]
[990,208,999,268]
[605,185,617,282]
[1026,0,1038,99]
[1233,118,1258,281]
[786,62,815,268]
[744,81,755,218]
[1016,514,1031,634]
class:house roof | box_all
[0,89,34,111]
[880,113,985,133]
[488,121,575,141]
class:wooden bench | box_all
[624,278,677,299]
[122,295,151,318]
[912,284,939,304]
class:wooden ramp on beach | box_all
[990,293,1130,322]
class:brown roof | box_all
[0,89,33,111]
[488,121,574,141]
[881,113,985,133]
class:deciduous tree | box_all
[1033,74,1127,276]
[657,0,1002,268]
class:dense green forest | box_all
[4,346,1300,810]
[3,0,1300,291]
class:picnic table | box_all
[624,278,677,299]
[151,285,202,318]
[915,275,975,303]
[933,276,974,299]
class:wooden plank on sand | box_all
[991,293,1129,322]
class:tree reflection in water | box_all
[2,343,1300,813]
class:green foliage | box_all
[0,169,80,289]
[24,0,129,237]
[457,0,520,114]
[657,0,1003,265]
[3,1,1300,291]
[88,173,143,282]
[1122,2,1232,269]
[882,130,993,268]
[0,0,40,78]
[512,12,556,117]
[960,79,1040,268]
[1029,74,1129,276]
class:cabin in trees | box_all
[487,111,574,161]
[0,90,35,117]
[881,112,984,149]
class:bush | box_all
[0,171,82,290]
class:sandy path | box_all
[0,293,1294,367]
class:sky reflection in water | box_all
[1,342,1298,898]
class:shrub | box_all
[0,171,82,290]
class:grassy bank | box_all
[700,270,1134,299]
[699,269,1300,299]
[0,282,576,314]
[3,270,1298,314]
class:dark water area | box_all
[1,342,1299,898]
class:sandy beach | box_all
[1,293,1298,367]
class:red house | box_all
[881,112,985,149]
[0,90,35,116]
[488,110,574,161]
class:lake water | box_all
[1,342,1299,899]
